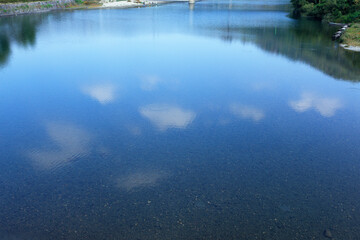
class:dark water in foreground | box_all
[1,0,360,239]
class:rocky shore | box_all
[0,0,76,17]
[339,23,360,52]
[0,0,161,17]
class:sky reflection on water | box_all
[289,92,343,117]
[0,0,360,239]
[82,83,117,104]
[139,104,196,130]
[29,122,92,171]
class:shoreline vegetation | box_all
[0,0,161,17]
[340,23,360,51]
[290,0,360,50]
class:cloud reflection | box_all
[140,75,162,91]
[117,170,169,191]
[289,92,342,117]
[29,122,91,170]
[230,103,265,122]
[82,83,116,104]
[139,104,196,131]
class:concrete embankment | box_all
[0,0,75,17]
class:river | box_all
[0,0,360,239]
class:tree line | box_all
[291,0,360,22]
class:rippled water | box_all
[1,0,360,239]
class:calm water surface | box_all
[1,0,360,239]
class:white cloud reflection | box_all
[117,170,169,191]
[82,83,116,104]
[139,104,196,131]
[140,75,162,91]
[29,122,91,170]
[289,92,342,117]
[230,103,265,122]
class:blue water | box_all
[0,0,360,239]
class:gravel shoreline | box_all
[0,0,76,17]
[0,0,162,17]
[340,44,360,52]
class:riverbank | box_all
[0,0,78,17]
[0,0,159,17]
[340,23,360,52]
[290,0,360,51]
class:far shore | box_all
[0,0,169,18]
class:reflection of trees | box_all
[1,5,359,82]
[0,34,10,66]
[209,19,360,81]
[15,18,37,46]
[243,21,360,81]
[0,14,45,67]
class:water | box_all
[1,0,360,239]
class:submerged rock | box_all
[323,228,332,238]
